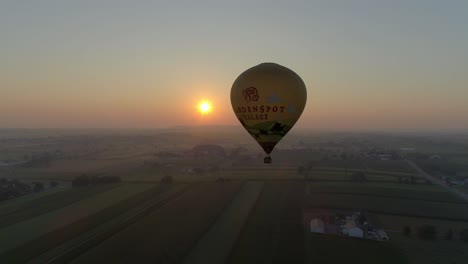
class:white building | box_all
[310,218,325,234]
[347,227,364,238]
[377,230,389,240]
[342,217,364,238]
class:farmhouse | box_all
[310,218,325,234]
[345,227,364,238]
[341,216,364,238]
[377,230,389,240]
[304,209,388,241]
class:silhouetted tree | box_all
[161,175,173,184]
[460,229,468,243]
[403,226,411,237]
[445,229,453,240]
[208,166,219,173]
[72,174,91,187]
[351,172,367,183]
[193,168,203,174]
[32,182,44,192]
[297,166,305,175]
[417,225,437,240]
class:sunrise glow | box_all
[198,101,212,114]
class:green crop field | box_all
[228,182,288,264]
[184,182,263,264]
[229,180,468,264]
[305,192,468,220]
[377,214,468,264]
[306,233,407,263]
[0,184,179,263]
[72,182,243,264]
[217,182,306,264]
[0,184,118,228]
[1,176,466,263]
[305,181,468,263]
[272,181,306,263]
[0,187,68,215]
[305,182,465,203]
[455,185,468,195]
[365,160,416,173]
[0,183,154,255]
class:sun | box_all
[198,101,212,114]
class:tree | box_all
[193,168,203,174]
[209,166,219,173]
[460,229,468,243]
[445,229,453,240]
[297,166,305,175]
[72,174,91,187]
[216,177,225,182]
[403,226,411,237]
[351,172,367,183]
[32,182,44,192]
[161,175,173,184]
[417,225,437,240]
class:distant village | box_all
[1,133,468,200]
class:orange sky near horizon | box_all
[1,1,468,132]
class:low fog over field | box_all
[1,128,468,263]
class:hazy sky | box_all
[1,0,467,131]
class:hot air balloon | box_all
[230,63,307,163]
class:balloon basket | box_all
[264,156,272,164]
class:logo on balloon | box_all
[242,87,259,102]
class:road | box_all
[406,159,468,203]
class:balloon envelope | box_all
[230,63,307,156]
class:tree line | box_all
[72,174,122,187]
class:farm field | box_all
[9,158,146,181]
[71,182,243,264]
[228,182,287,264]
[273,181,306,263]
[0,179,466,263]
[0,187,68,215]
[305,182,465,203]
[311,160,416,174]
[0,184,118,228]
[455,185,468,195]
[26,184,189,264]
[305,190,468,220]
[302,180,468,263]
[229,180,468,264]
[305,233,406,263]
[377,214,468,264]
[227,181,308,263]
[365,160,416,173]
[184,182,263,264]
[309,167,419,177]
[0,183,154,255]
[217,164,423,184]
